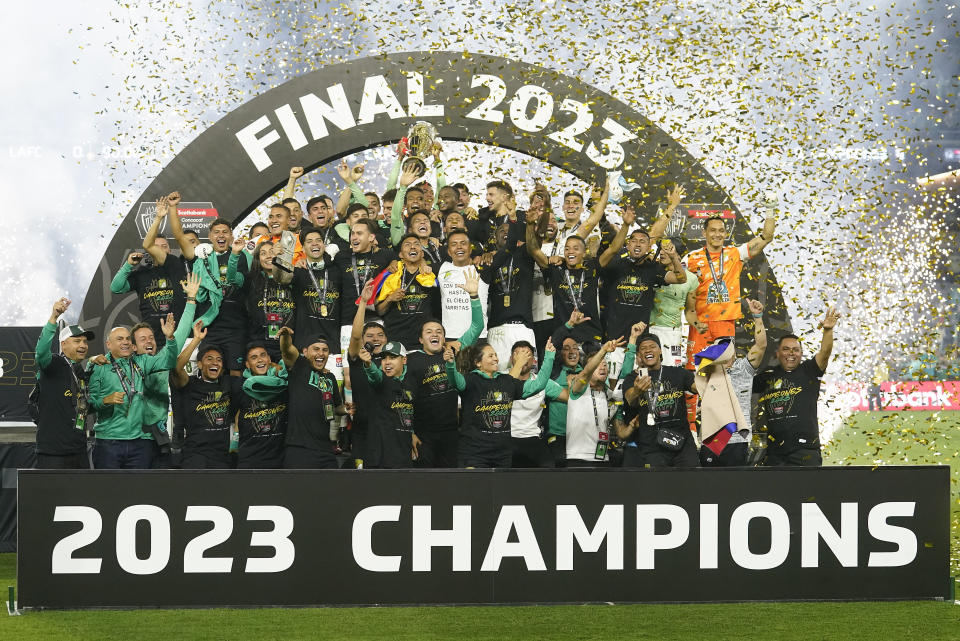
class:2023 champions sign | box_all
[16,467,950,608]
[79,51,791,345]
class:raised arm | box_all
[276,326,300,370]
[569,338,624,396]
[109,253,139,294]
[226,240,247,287]
[520,340,557,397]
[348,281,375,358]
[172,274,201,351]
[685,288,707,335]
[649,184,685,242]
[37,298,70,371]
[142,196,169,266]
[579,179,611,241]
[815,307,838,372]
[391,164,420,246]
[598,206,635,268]
[166,192,193,260]
[283,167,304,202]
[619,321,646,379]
[660,241,687,284]
[525,210,551,269]
[746,197,777,258]
[172,320,206,389]
[443,344,466,391]
[744,298,768,369]
[457,269,486,348]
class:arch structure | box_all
[79,51,791,350]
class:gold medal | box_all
[320,304,328,317]
[504,295,511,307]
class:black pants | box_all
[565,459,607,468]
[36,452,89,469]
[763,447,822,467]
[283,445,339,469]
[546,434,567,467]
[181,451,234,469]
[622,438,699,468]
[533,319,561,364]
[512,436,556,468]
[700,442,749,467]
[415,430,459,468]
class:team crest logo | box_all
[774,379,783,390]
[214,391,222,400]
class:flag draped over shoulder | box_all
[376,262,436,301]
[355,265,394,306]
[242,360,289,401]
[694,338,748,455]
[191,252,224,328]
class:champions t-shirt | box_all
[600,256,667,340]
[236,388,288,468]
[753,358,824,451]
[543,259,603,343]
[291,262,343,351]
[379,271,439,349]
[245,277,295,344]
[621,366,694,447]
[176,375,242,463]
[683,244,749,322]
[192,252,249,334]
[406,350,459,434]
[458,372,526,458]
[365,368,416,468]
[129,258,187,338]
[489,243,534,328]
[284,356,341,453]
[334,248,397,325]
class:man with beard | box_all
[405,270,484,468]
[130,273,202,467]
[753,308,838,467]
[619,333,698,467]
[88,315,181,469]
[438,229,490,342]
[110,193,186,347]
[376,234,440,351]
[34,298,99,469]
[170,207,249,375]
[234,342,290,469]
[282,166,315,235]
[334,219,397,356]
[290,229,345,382]
[276,327,351,469]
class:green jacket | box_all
[140,302,197,426]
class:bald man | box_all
[87,314,184,469]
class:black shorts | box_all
[415,430,459,468]
[511,436,555,468]
[700,442,749,467]
[763,447,822,467]
[283,445,339,469]
[622,438,699,468]
[181,451,234,469]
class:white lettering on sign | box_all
[235,71,641,174]
[50,505,295,575]
[347,501,920,572]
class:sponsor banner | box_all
[828,381,960,411]
[0,327,43,422]
[17,467,950,609]
[133,201,218,239]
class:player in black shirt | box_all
[277,327,351,469]
[405,274,485,468]
[291,229,343,352]
[33,298,99,469]
[170,203,250,374]
[235,342,289,469]
[227,237,294,362]
[172,338,241,469]
[357,340,418,468]
[753,308,838,466]
[335,219,397,342]
[376,234,440,350]
[619,333,698,467]
[345,280,388,468]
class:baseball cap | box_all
[381,341,407,357]
[59,325,95,342]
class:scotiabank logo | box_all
[134,201,218,239]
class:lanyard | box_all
[564,268,586,309]
[646,368,663,421]
[423,242,440,264]
[201,254,224,291]
[589,387,605,428]
[305,264,329,311]
[400,267,419,292]
[111,356,141,398]
[499,256,515,294]
[351,255,373,295]
[705,247,725,288]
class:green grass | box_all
[824,410,960,576]
[1,411,958,640]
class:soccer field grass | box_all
[1,411,958,640]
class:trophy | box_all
[607,170,642,205]
[194,243,215,260]
[404,121,439,159]
[272,231,297,273]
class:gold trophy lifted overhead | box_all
[399,121,441,176]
